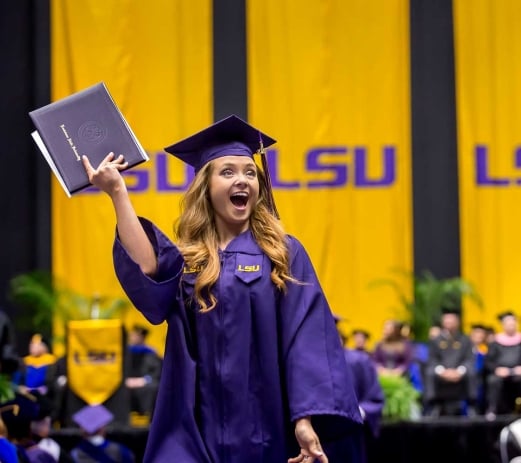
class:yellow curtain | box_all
[51,0,212,354]
[454,0,521,329]
[247,0,413,342]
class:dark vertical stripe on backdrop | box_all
[32,0,52,273]
[0,1,51,342]
[410,0,460,279]
[213,0,248,121]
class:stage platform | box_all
[49,414,520,463]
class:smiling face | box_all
[208,155,260,239]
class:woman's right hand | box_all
[82,152,128,197]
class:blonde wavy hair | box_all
[174,160,294,312]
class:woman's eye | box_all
[221,169,234,177]
[246,170,256,178]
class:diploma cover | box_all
[29,82,149,197]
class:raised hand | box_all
[82,152,128,196]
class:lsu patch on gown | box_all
[113,218,363,463]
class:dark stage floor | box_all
[50,414,520,463]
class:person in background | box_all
[372,320,413,378]
[82,115,363,462]
[469,323,489,413]
[70,404,135,463]
[424,308,477,417]
[343,344,384,463]
[333,316,383,463]
[484,311,521,420]
[352,329,371,353]
[30,392,73,463]
[0,392,57,462]
[0,404,21,463]
[125,324,162,421]
[428,324,442,341]
[15,335,56,397]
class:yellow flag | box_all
[67,319,123,405]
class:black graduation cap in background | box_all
[497,310,517,321]
[441,307,461,316]
[165,115,279,218]
[352,329,370,339]
[0,392,42,439]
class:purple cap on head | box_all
[164,115,276,173]
[72,404,113,434]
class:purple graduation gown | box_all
[343,349,384,438]
[113,218,362,463]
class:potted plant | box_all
[370,270,483,342]
[7,270,130,345]
[378,374,421,421]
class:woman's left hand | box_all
[288,416,328,463]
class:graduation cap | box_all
[441,307,461,316]
[352,329,370,339]
[165,115,279,218]
[497,310,517,322]
[470,323,487,331]
[72,404,113,435]
[131,324,149,338]
[0,393,41,439]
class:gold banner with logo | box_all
[247,0,413,338]
[454,0,521,329]
[67,319,123,405]
[51,0,212,355]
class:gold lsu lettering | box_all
[237,264,260,272]
[183,265,203,274]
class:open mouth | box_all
[230,192,249,208]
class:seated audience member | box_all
[30,392,73,463]
[125,325,162,419]
[352,329,371,353]
[15,334,57,396]
[470,323,489,413]
[372,320,413,378]
[484,311,521,419]
[0,392,57,462]
[428,324,442,341]
[0,404,21,463]
[485,325,496,344]
[70,404,135,463]
[424,308,477,416]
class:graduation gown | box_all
[343,349,384,438]
[113,218,362,463]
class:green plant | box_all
[0,374,14,402]
[7,270,130,338]
[369,270,483,342]
[378,374,420,421]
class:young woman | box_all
[82,115,363,463]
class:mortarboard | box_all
[497,311,517,322]
[72,404,114,434]
[470,323,487,331]
[165,115,279,218]
[352,329,370,339]
[131,324,149,338]
[0,393,41,439]
[441,307,461,316]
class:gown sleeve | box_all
[279,236,363,440]
[112,217,185,325]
